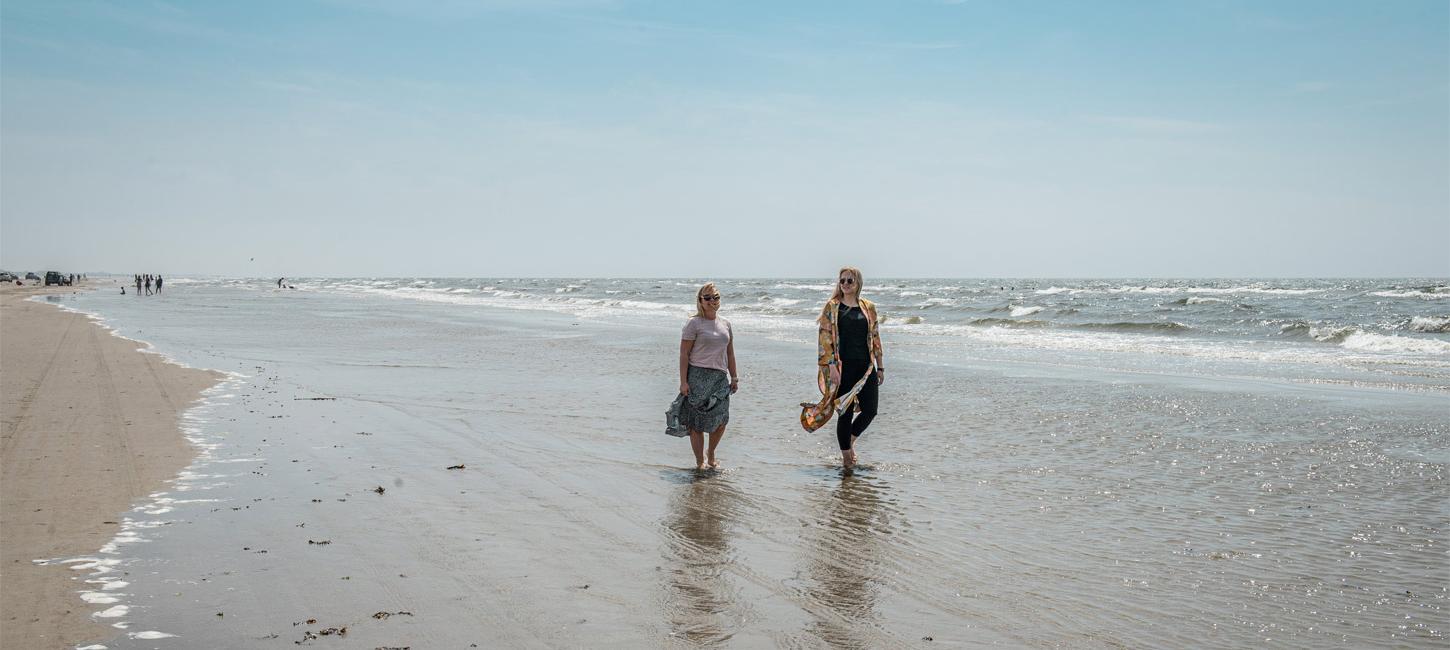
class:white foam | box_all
[775,282,832,291]
[1341,332,1450,355]
[1309,326,1356,343]
[130,631,176,640]
[1035,287,1070,295]
[1409,316,1450,333]
[81,592,122,605]
[1373,289,1450,299]
[87,579,129,590]
[1074,285,1326,296]
[94,605,129,618]
[1010,305,1044,317]
[69,558,121,572]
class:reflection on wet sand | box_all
[660,472,747,646]
[803,472,892,649]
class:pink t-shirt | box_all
[682,316,732,372]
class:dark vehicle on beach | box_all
[25,272,41,281]
[44,272,71,286]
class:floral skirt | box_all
[680,365,730,433]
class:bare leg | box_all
[689,430,707,470]
[706,425,725,469]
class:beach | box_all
[0,283,222,649]
[3,277,1447,648]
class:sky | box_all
[1,0,1446,278]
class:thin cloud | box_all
[315,0,619,20]
[868,40,963,50]
[1090,116,1226,135]
[1289,81,1333,94]
[65,1,233,41]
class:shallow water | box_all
[48,279,1447,648]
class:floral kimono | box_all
[800,297,882,432]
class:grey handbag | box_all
[665,393,688,437]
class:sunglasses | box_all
[839,278,855,285]
[702,294,721,301]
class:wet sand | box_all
[30,283,1450,648]
[0,282,222,649]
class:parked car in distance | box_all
[25,272,41,281]
[44,271,72,286]
[0,272,17,283]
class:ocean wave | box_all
[1277,322,1370,344]
[1372,287,1450,299]
[914,298,956,309]
[1309,326,1357,344]
[1277,321,1311,337]
[1035,287,1070,295]
[1009,305,1044,317]
[1408,316,1450,333]
[1102,285,1325,296]
[968,318,1050,329]
[775,282,832,291]
[1070,321,1190,334]
[1341,332,1450,355]
[603,299,679,312]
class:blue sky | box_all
[2,0,1446,277]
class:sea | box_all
[40,277,1448,649]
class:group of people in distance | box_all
[124,274,163,295]
[676,266,885,471]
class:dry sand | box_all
[1,282,222,649]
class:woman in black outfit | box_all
[816,266,884,469]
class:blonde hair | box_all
[820,267,863,325]
[829,266,862,304]
[693,282,718,318]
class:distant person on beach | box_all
[144,275,152,295]
[800,266,884,469]
[155,275,163,293]
[135,275,142,294]
[278,277,284,288]
[677,282,738,471]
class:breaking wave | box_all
[1070,321,1191,334]
[1340,332,1450,355]
[1372,286,1450,300]
[968,318,1050,329]
[1408,316,1450,333]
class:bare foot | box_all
[842,449,857,469]
[707,457,721,470]
[696,461,709,471]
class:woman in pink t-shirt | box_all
[678,282,739,470]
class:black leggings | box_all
[836,359,878,450]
